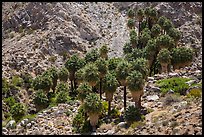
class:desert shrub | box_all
[110,108,121,118]
[156,77,190,95]
[55,82,69,94]
[187,88,202,98]
[32,75,52,92]
[11,75,24,87]
[124,105,142,124]
[130,121,145,129]
[163,94,181,106]
[56,91,71,103]
[48,56,57,63]
[10,103,26,122]
[33,89,49,107]
[2,78,10,96]
[3,97,16,109]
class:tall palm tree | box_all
[163,19,173,34]
[140,29,151,48]
[116,60,131,111]
[136,8,144,36]
[103,72,118,116]
[65,54,85,92]
[144,7,151,29]
[95,58,108,100]
[156,34,175,50]
[99,45,108,60]
[85,48,99,63]
[149,8,158,28]
[127,70,145,109]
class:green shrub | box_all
[55,82,69,94]
[48,56,57,63]
[187,88,202,98]
[33,89,49,107]
[3,97,16,109]
[124,106,142,124]
[32,75,52,92]
[123,42,133,54]
[56,91,71,103]
[85,49,99,63]
[156,77,190,95]
[127,9,135,18]
[110,108,121,118]
[21,72,33,89]
[108,57,122,71]
[127,18,135,29]
[2,78,10,96]
[58,67,69,82]
[10,103,26,122]
[11,75,24,87]
[130,121,145,129]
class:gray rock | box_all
[151,86,161,92]
[117,122,126,128]
[6,120,16,129]
[105,129,115,135]
[168,72,179,77]
[146,95,159,101]
[26,123,32,128]
[21,119,29,127]
[185,80,196,86]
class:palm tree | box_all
[140,30,151,48]
[127,70,145,109]
[129,29,138,48]
[156,34,175,50]
[136,8,144,36]
[84,93,103,131]
[149,8,158,28]
[151,24,161,38]
[127,8,135,19]
[85,48,99,63]
[95,58,108,100]
[116,60,131,111]
[167,27,181,47]
[123,42,133,55]
[99,45,108,60]
[58,67,69,82]
[127,18,135,29]
[163,19,173,34]
[157,48,171,73]
[65,54,85,91]
[103,72,118,116]
[83,63,99,90]
[75,68,85,85]
[144,7,151,29]
[157,16,167,34]
[77,82,92,104]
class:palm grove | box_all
[2,7,194,132]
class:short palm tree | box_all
[151,24,161,38]
[103,72,118,116]
[156,34,175,50]
[116,60,131,111]
[163,19,173,34]
[83,63,99,89]
[58,67,69,82]
[75,68,85,85]
[95,58,108,99]
[83,93,103,131]
[157,48,171,73]
[127,70,145,109]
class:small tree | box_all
[33,89,49,111]
[127,70,145,109]
[10,103,26,122]
[83,93,103,131]
[103,72,118,116]
[58,67,69,82]
[127,18,135,29]
[157,48,171,73]
[95,58,108,99]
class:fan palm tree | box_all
[157,48,171,73]
[151,24,161,38]
[127,70,145,109]
[116,60,131,111]
[123,42,133,55]
[156,34,175,50]
[127,18,135,29]
[163,19,173,34]
[95,58,108,99]
[65,54,85,91]
[77,82,92,104]
[103,72,118,116]
[99,44,108,60]
[85,48,99,63]
[157,16,167,34]
[83,93,103,131]
[144,7,151,29]
[58,67,69,82]
[136,8,144,36]
[129,29,138,48]
[140,30,151,48]
[149,8,158,28]
[75,68,85,85]
[167,27,181,47]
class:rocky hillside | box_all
[2,2,202,135]
[2,2,202,78]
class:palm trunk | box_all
[108,101,111,117]
[124,86,127,111]
[70,80,73,92]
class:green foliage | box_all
[127,9,135,18]
[140,31,151,46]
[144,7,151,18]
[20,72,33,89]
[124,106,142,124]
[32,75,52,92]
[83,63,99,87]
[10,103,26,122]
[151,24,161,37]
[125,48,145,62]
[99,45,108,59]
[101,101,108,117]
[149,8,158,21]
[3,97,16,109]
[156,77,191,95]
[144,39,157,59]
[123,42,133,54]
[130,58,149,80]
[127,18,135,29]
[136,8,144,22]
[56,90,71,103]
[58,67,69,82]
[187,88,202,98]
[163,19,173,32]
[65,54,85,76]
[2,78,10,96]
[103,72,119,93]
[55,82,69,94]
[11,75,24,87]
[48,56,57,63]
[127,70,145,92]
[85,49,99,63]
[33,89,49,107]
[171,47,194,65]
[95,58,108,79]
[156,34,175,49]
[167,27,181,42]
[108,57,122,71]
[110,108,121,118]
[84,93,103,114]
[77,83,92,102]
[130,121,145,129]
[157,16,167,29]
[75,68,85,83]
[140,20,148,31]
[157,48,171,64]
[116,60,131,84]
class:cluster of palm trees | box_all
[126,6,194,75]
